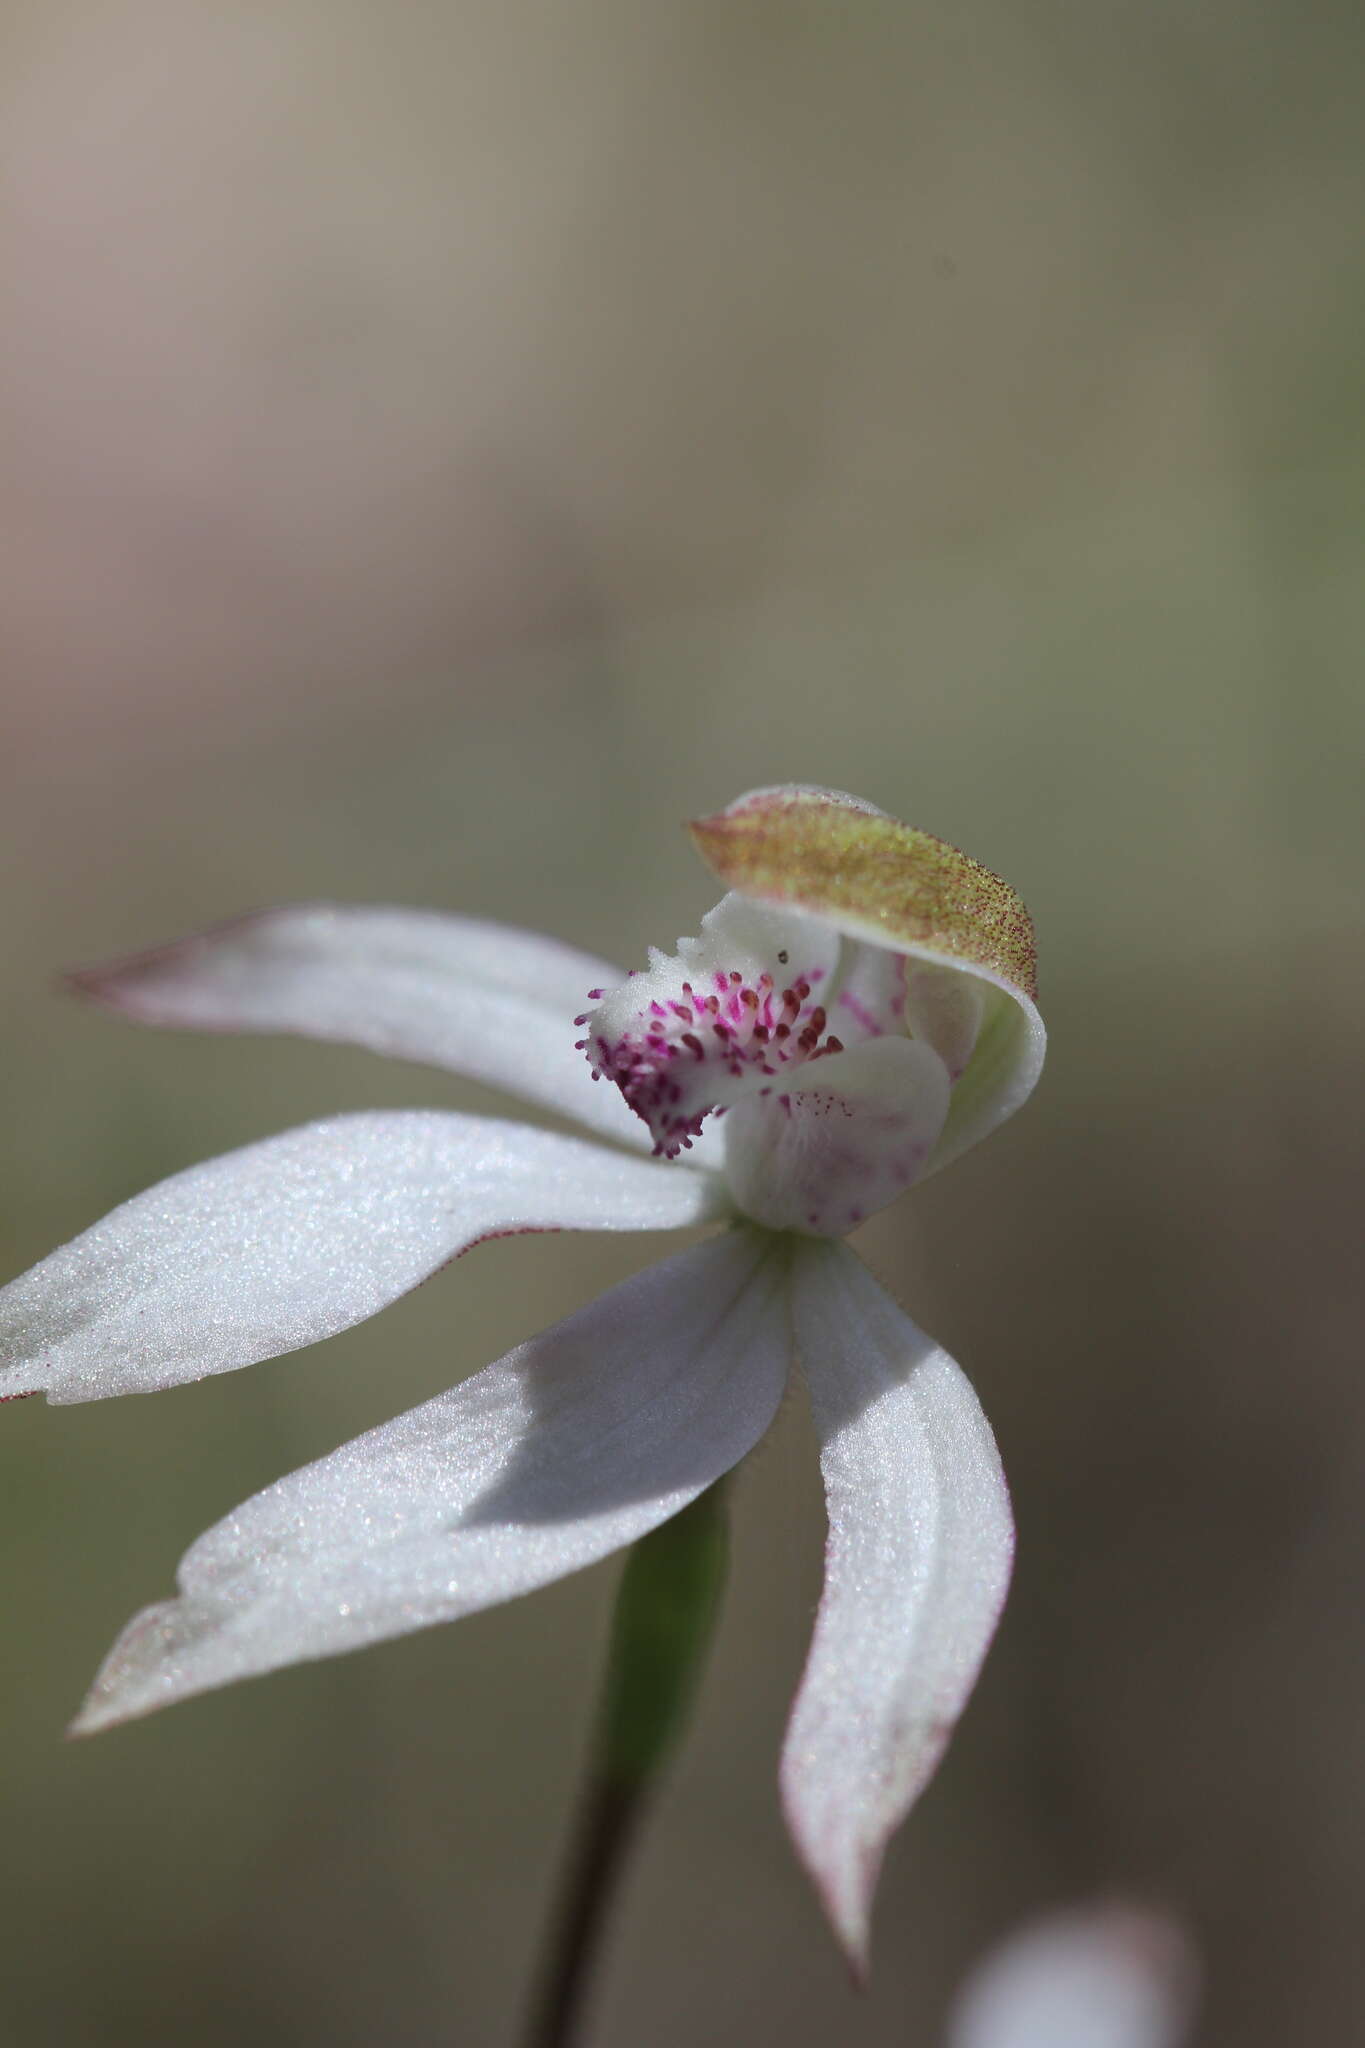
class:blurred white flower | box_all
[945,1904,1198,2048]
[0,784,1044,1967]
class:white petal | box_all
[70,905,652,1151]
[926,977,1046,1177]
[72,1231,791,1732]
[0,1113,727,1405]
[722,1036,951,1235]
[580,892,841,1157]
[902,956,987,1082]
[945,1906,1198,2048]
[830,940,909,1043]
[781,1240,1013,1970]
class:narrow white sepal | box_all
[0,1112,727,1404]
[781,1240,1013,1971]
[70,905,653,1152]
[945,1906,1199,2048]
[71,1231,790,1732]
[925,979,1046,1177]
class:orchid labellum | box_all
[0,784,1044,1968]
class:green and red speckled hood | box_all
[689,783,1045,1178]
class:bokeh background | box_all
[2,2,1361,2042]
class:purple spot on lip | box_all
[583,943,849,1158]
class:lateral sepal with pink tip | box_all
[782,1238,1014,1972]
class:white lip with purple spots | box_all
[578,892,958,1235]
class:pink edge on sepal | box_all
[0,1113,727,1405]
[67,1230,791,1735]
[61,902,659,1154]
[781,1238,1014,1974]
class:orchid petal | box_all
[927,979,1045,1174]
[722,1036,951,1236]
[69,905,652,1151]
[72,1231,790,1733]
[945,1906,1198,2048]
[0,1114,727,1404]
[829,940,908,1043]
[690,785,1045,1171]
[781,1239,1013,1970]
[901,956,986,1082]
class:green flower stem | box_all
[520,1480,731,2048]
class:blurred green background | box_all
[1,2,1361,2042]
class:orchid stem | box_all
[520,1480,731,2048]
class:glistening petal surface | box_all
[945,1907,1198,2048]
[73,1231,791,1732]
[781,1240,1013,1970]
[70,905,651,1151]
[0,1113,726,1404]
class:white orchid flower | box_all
[0,784,1044,1969]
[945,1905,1198,2048]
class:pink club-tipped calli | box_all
[0,784,1045,1970]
